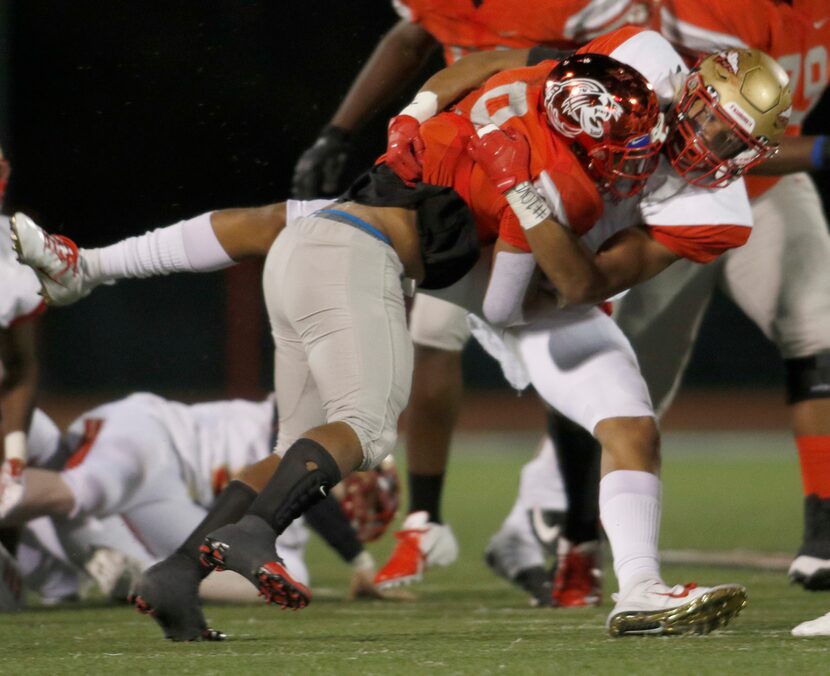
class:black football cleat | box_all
[200,514,311,610]
[128,552,225,642]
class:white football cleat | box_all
[10,212,97,306]
[373,511,459,589]
[792,611,830,637]
[607,579,747,637]
[789,555,830,591]
[84,547,146,602]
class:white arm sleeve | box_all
[482,251,537,328]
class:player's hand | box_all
[292,125,352,198]
[386,115,425,184]
[467,125,531,192]
[0,459,25,520]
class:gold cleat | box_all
[607,582,748,638]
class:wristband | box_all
[399,91,439,124]
[811,135,829,171]
[350,550,375,572]
[3,431,27,463]
[321,124,352,144]
[505,182,551,230]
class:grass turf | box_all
[3,430,829,674]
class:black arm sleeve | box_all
[304,493,363,564]
[527,46,574,66]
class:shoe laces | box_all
[44,233,79,278]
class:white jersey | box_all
[66,393,275,507]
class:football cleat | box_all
[551,540,602,608]
[607,579,747,637]
[484,523,552,607]
[373,511,459,589]
[788,556,830,591]
[10,212,97,306]
[792,611,830,637]
[128,552,225,642]
[200,514,310,610]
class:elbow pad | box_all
[482,251,536,327]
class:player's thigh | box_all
[514,307,654,434]
[267,217,413,468]
[723,174,830,358]
[409,293,471,351]
[614,257,720,414]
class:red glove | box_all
[466,125,531,192]
[386,115,425,184]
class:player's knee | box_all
[339,415,397,470]
[60,470,119,518]
[594,416,660,473]
[786,353,830,404]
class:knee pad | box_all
[786,353,830,404]
[409,294,471,351]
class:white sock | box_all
[81,212,234,283]
[599,470,662,596]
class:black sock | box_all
[0,527,19,557]
[408,472,445,524]
[247,438,342,536]
[304,493,363,563]
[546,411,601,545]
[176,480,257,572]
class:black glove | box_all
[292,125,352,198]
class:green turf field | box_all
[3,431,829,675]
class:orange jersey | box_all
[655,0,830,196]
[392,0,651,63]
[417,61,603,252]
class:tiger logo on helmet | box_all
[543,54,666,201]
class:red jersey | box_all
[418,61,603,252]
[392,0,651,63]
[655,0,830,196]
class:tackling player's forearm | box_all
[329,20,438,133]
[749,135,825,176]
[416,48,530,114]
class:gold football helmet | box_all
[666,48,792,188]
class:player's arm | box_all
[386,48,531,181]
[470,125,679,306]
[293,20,439,197]
[0,468,74,526]
[749,135,830,176]
[0,319,39,465]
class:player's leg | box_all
[514,308,747,636]
[719,173,830,588]
[374,294,467,588]
[9,199,326,305]
[201,213,412,609]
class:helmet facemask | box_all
[666,49,792,189]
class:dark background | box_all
[5,1,829,398]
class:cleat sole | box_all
[255,561,311,609]
[608,586,748,638]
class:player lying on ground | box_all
[11,41,771,638]
[0,395,398,615]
